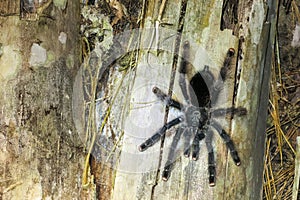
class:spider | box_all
[138,41,247,186]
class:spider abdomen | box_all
[189,67,213,107]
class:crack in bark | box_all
[150,0,189,199]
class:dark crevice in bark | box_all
[220,0,239,33]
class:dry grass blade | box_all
[263,4,300,198]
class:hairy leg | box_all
[139,117,183,152]
[211,120,241,165]
[152,86,182,110]
[219,48,235,81]
[162,127,185,181]
[191,128,206,161]
[211,107,247,117]
[178,41,191,104]
[211,48,236,105]
[205,128,216,186]
[183,128,192,157]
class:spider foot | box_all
[184,147,191,157]
[191,131,205,160]
[227,48,235,57]
[138,143,147,152]
[192,146,200,161]
[183,146,200,160]
[230,151,241,166]
[138,134,160,152]
[162,164,172,181]
[208,165,216,187]
[152,86,160,94]
[139,118,183,152]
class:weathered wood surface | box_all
[108,0,278,199]
[292,137,300,200]
[0,0,278,199]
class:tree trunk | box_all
[83,0,279,199]
[0,1,89,199]
[0,0,279,199]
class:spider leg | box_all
[210,120,241,165]
[191,128,206,161]
[139,117,183,152]
[205,128,216,187]
[183,128,192,157]
[179,41,191,104]
[162,127,185,181]
[152,87,182,110]
[219,48,235,81]
[211,48,235,105]
[211,107,247,117]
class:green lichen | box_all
[46,51,55,65]
[66,54,74,69]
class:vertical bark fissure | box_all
[232,36,244,109]
[150,0,189,198]
[219,2,244,198]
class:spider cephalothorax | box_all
[139,42,247,186]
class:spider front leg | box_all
[162,127,185,181]
[211,120,241,165]
[152,86,182,110]
[211,48,236,103]
[139,117,183,152]
[179,41,192,104]
[220,48,235,81]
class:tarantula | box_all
[138,41,247,186]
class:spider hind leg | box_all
[182,128,205,159]
[211,120,241,165]
[206,129,216,186]
[183,129,192,157]
[191,128,205,161]
[162,127,184,181]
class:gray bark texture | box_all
[87,0,278,199]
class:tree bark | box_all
[0,1,88,199]
[0,0,279,199]
[90,0,278,199]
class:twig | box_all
[3,181,22,194]
[146,0,168,64]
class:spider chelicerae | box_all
[138,41,247,186]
